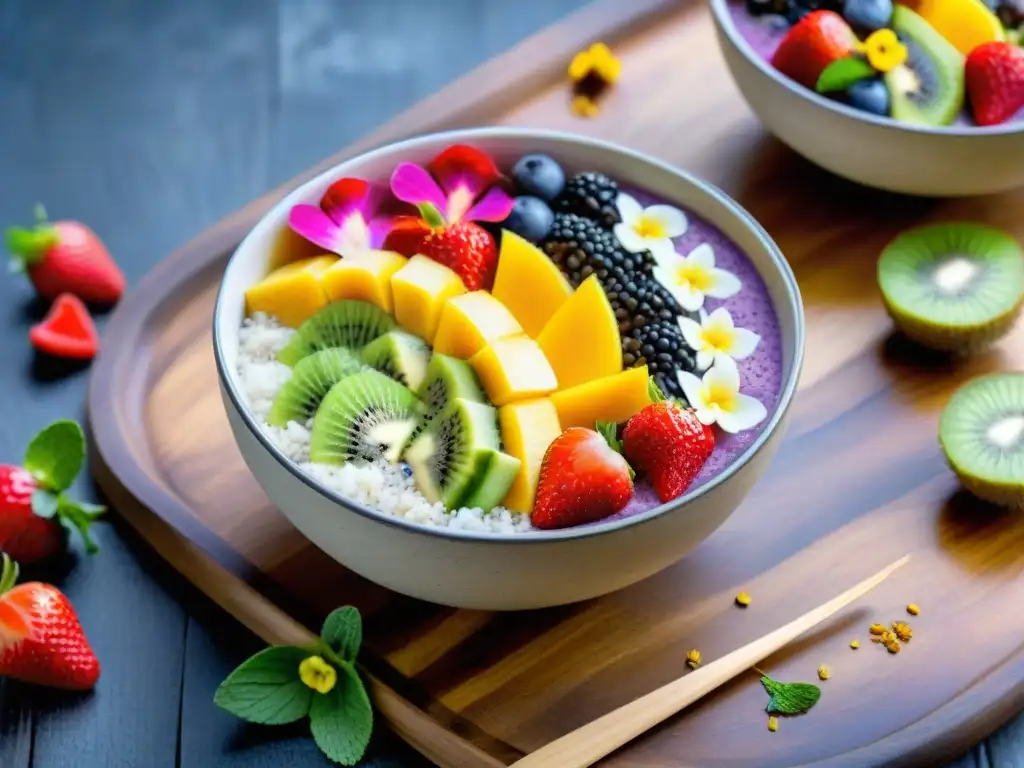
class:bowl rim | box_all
[708,0,1024,138]
[213,126,806,544]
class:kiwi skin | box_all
[881,294,1023,354]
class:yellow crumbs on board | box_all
[686,648,702,670]
[817,664,831,681]
[735,591,751,608]
[850,640,860,649]
[768,715,779,733]
[907,603,920,616]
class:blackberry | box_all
[622,321,697,402]
[542,213,654,287]
[553,172,622,228]
[602,271,698,336]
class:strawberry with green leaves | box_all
[532,425,634,530]
[6,205,125,305]
[0,553,101,690]
[622,382,715,503]
[383,144,514,290]
[772,11,859,91]
[0,420,104,565]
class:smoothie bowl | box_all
[711,0,1024,196]
[214,128,804,610]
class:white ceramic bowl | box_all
[213,127,805,611]
[710,0,1024,197]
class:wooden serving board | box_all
[88,0,1024,765]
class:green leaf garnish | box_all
[31,489,59,519]
[417,202,446,229]
[214,645,314,725]
[647,376,666,403]
[760,675,821,715]
[322,606,362,663]
[310,665,374,766]
[815,56,876,94]
[24,420,85,493]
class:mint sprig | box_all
[760,674,821,715]
[25,420,85,492]
[214,606,373,766]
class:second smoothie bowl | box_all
[213,128,804,610]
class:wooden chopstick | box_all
[510,555,911,768]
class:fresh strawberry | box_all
[0,421,104,565]
[771,11,859,90]
[622,398,715,503]
[966,42,1024,127]
[6,206,125,305]
[532,427,634,530]
[383,213,498,291]
[29,293,99,360]
[0,554,100,690]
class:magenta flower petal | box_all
[288,204,342,253]
[320,178,371,225]
[429,145,503,223]
[464,185,515,223]
[367,215,396,250]
[390,163,447,216]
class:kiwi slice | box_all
[404,398,520,511]
[939,373,1024,509]
[417,354,486,418]
[877,222,1024,352]
[360,330,431,391]
[884,6,964,127]
[277,300,396,367]
[266,347,364,427]
[309,369,422,465]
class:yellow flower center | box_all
[299,655,337,694]
[704,380,737,412]
[634,215,666,239]
[863,29,907,73]
[674,262,713,293]
[701,324,733,352]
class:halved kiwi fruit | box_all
[884,5,964,127]
[360,330,430,391]
[266,347,364,427]
[877,222,1024,352]
[939,373,1024,509]
[417,354,486,418]
[277,300,396,367]
[309,369,422,465]
[404,398,520,511]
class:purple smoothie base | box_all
[727,1,1024,127]
[584,186,785,526]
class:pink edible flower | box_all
[287,177,397,257]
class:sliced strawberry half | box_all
[29,293,99,360]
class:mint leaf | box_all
[815,57,876,94]
[322,606,362,663]
[24,420,85,492]
[31,489,59,519]
[214,646,313,725]
[310,665,373,766]
[760,675,821,715]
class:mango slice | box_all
[320,250,407,312]
[491,230,573,337]
[390,255,466,342]
[470,335,558,407]
[244,255,338,328]
[536,274,622,390]
[551,365,652,430]
[498,398,562,515]
[433,291,523,360]
[916,0,1004,54]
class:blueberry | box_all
[745,0,775,16]
[842,0,893,31]
[511,154,565,201]
[502,196,554,242]
[846,77,890,117]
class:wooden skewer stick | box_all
[510,555,911,768]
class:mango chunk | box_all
[390,254,466,342]
[320,250,407,312]
[470,335,557,407]
[551,365,652,430]
[433,291,523,360]
[498,398,562,515]
[536,274,622,390]
[916,0,1004,54]
[245,255,338,328]
[491,230,573,337]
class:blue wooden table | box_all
[0,1,1020,765]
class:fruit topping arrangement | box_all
[745,0,1024,126]
[241,145,773,531]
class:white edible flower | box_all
[678,307,761,371]
[653,242,742,312]
[613,193,687,259]
[678,356,767,434]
